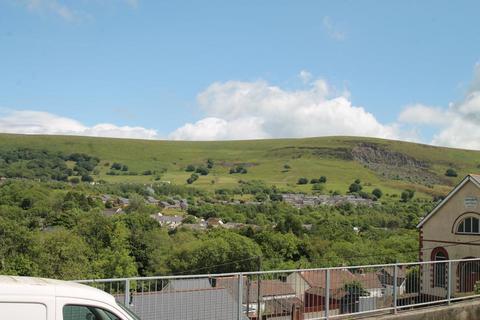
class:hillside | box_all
[1,133,478,197]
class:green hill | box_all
[1,133,478,197]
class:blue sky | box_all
[1,0,480,148]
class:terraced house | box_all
[417,174,480,298]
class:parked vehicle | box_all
[0,276,141,320]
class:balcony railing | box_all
[76,257,480,320]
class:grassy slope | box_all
[1,134,479,197]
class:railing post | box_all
[124,279,130,306]
[447,260,452,305]
[238,273,243,320]
[325,269,330,320]
[393,264,398,314]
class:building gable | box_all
[417,175,480,228]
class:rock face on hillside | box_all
[351,143,443,185]
[351,143,428,169]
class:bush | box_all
[312,183,325,192]
[372,188,383,199]
[319,176,327,183]
[187,173,199,184]
[297,178,309,185]
[310,178,319,184]
[270,194,283,201]
[143,170,153,175]
[401,189,415,202]
[195,166,209,176]
[230,166,248,174]
[185,164,196,172]
[349,183,362,193]
[69,177,80,184]
[445,168,458,177]
[81,175,94,182]
[354,179,361,184]
[207,159,214,169]
[283,164,291,170]
[121,165,129,172]
[111,162,122,170]
[358,191,371,199]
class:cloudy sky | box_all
[2,1,480,149]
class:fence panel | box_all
[77,258,480,320]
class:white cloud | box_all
[398,63,480,150]
[169,76,399,141]
[299,70,312,84]
[398,104,450,126]
[22,0,77,21]
[322,16,346,41]
[17,0,139,21]
[0,110,159,139]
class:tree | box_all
[167,230,262,274]
[312,183,325,192]
[349,183,362,193]
[111,162,122,170]
[36,228,92,280]
[445,168,458,177]
[401,189,415,202]
[310,178,319,184]
[319,176,327,183]
[354,179,361,184]
[187,173,199,184]
[81,175,94,182]
[207,159,214,169]
[185,164,195,172]
[95,222,138,278]
[297,178,309,185]
[69,177,80,184]
[372,188,383,199]
[121,165,129,172]
[195,166,209,176]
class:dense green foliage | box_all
[0,176,433,280]
[0,138,456,280]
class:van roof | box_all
[0,276,116,304]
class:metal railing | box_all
[76,258,480,320]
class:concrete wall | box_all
[373,300,480,320]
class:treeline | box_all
[0,179,433,280]
[0,148,98,182]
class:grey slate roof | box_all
[127,288,248,320]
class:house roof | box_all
[300,269,382,291]
[126,287,247,320]
[417,174,480,228]
[216,277,295,303]
[164,278,213,291]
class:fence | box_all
[76,258,480,320]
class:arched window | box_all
[457,217,480,234]
[431,247,448,288]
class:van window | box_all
[63,305,121,320]
[0,302,47,320]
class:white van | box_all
[0,276,141,320]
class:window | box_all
[63,305,121,320]
[432,248,448,288]
[457,217,480,234]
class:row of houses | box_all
[149,214,256,231]
[123,267,407,320]
[100,194,188,211]
[281,194,374,208]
